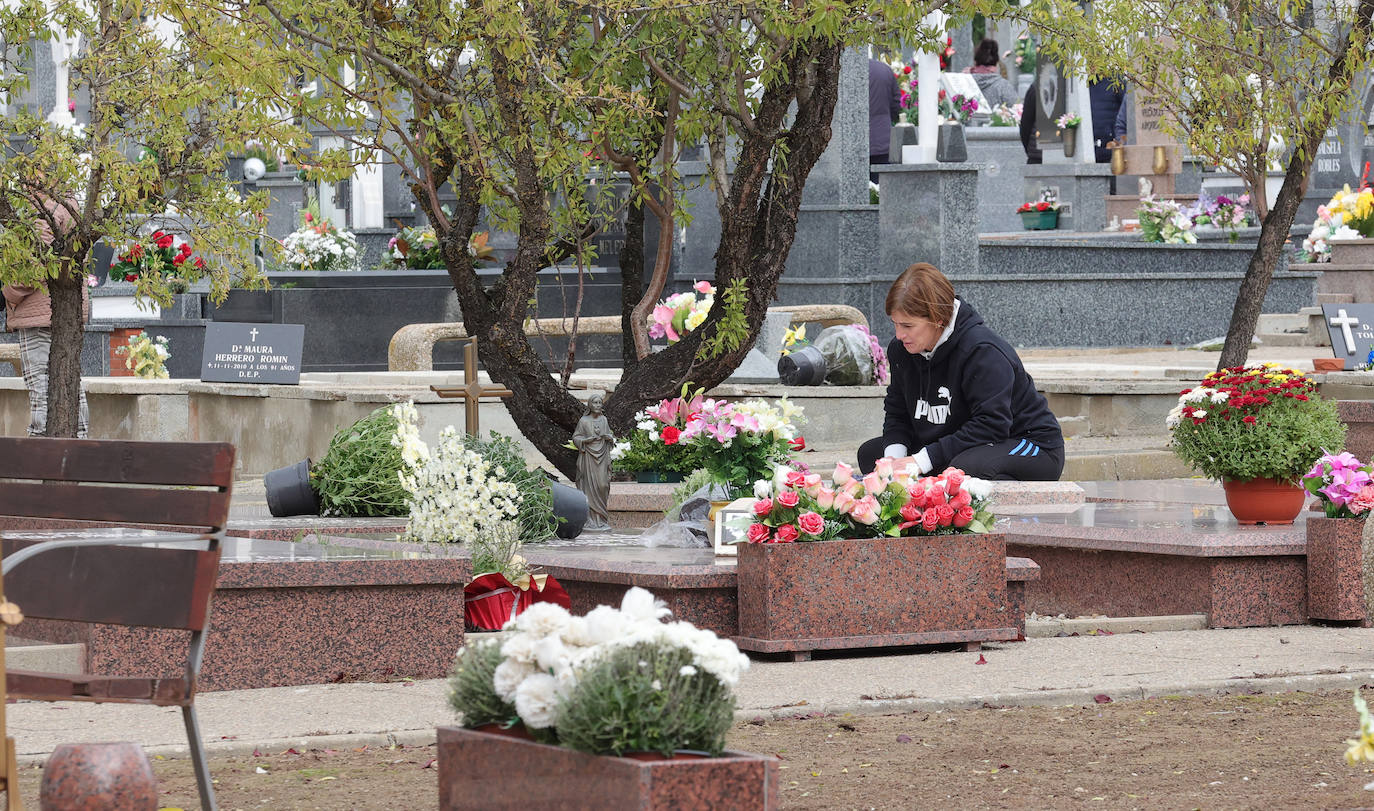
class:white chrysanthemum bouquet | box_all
[448,587,749,757]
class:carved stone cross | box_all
[429,339,513,436]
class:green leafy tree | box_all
[184,0,950,477]
[1003,0,1374,369]
[0,0,305,435]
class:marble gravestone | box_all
[1322,303,1374,370]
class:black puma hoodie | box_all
[880,299,1062,472]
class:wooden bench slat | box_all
[8,670,190,706]
[0,438,235,487]
[4,542,220,630]
[0,482,230,529]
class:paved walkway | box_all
[9,624,1373,762]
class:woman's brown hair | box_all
[885,262,955,327]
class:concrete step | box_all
[1025,613,1208,638]
[1255,330,1326,347]
[5,639,84,674]
[1256,313,1309,333]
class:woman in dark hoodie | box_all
[857,262,1064,480]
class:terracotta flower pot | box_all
[1222,477,1306,525]
[437,726,778,810]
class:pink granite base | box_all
[1307,517,1369,622]
[1339,401,1374,466]
[1006,544,1307,627]
[4,535,470,690]
[735,534,1017,654]
[437,726,778,810]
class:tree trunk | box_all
[44,270,84,437]
[1218,0,1374,370]
[619,198,646,370]
[609,41,843,422]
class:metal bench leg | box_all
[182,705,217,811]
[4,736,19,811]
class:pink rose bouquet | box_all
[1303,451,1374,518]
[742,462,995,544]
[683,396,804,496]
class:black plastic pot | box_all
[777,346,827,386]
[264,458,320,517]
[550,480,588,540]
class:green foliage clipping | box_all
[555,642,735,757]
[463,432,558,543]
[449,638,516,729]
[311,406,410,517]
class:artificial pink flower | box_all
[797,512,825,536]
[833,491,856,515]
[934,504,956,526]
[850,496,880,525]
[875,457,893,478]
[944,468,965,492]
[948,488,971,510]
[899,502,922,524]
[785,471,808,489]
[920,509,939,532]
[1351,485,1374,515]
[693,280,714,295]
[953,505,976,528]
[777,490,800,508]
[746,523,771,544]
[753,498,773,517]
[775,523,799,543]
[862,472,884,496]
[815,487,835,510]
[833,462,854,486]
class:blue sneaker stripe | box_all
[1020,443,1034,456]
[1009,439,1027,455]
[1031,445,1040,457]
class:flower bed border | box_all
[734,533,1016,659]
[437,726,779,810]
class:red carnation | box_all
[903,66,912,74]
[661,426,680,445]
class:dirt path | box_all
[14,691,1374,809]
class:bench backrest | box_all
[0,437,235,530]
[0,437,235,630]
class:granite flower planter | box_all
[1307,516,1369,623]
[437,726,779,810]
[735,533,1017,660]
[1329,238,1374,267]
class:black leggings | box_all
[857,436,1064,481]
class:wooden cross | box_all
[429,339,514,436]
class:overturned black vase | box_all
[264,458,321,517]
[778,346,827,386]
[549,479,588,539]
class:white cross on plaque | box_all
[249,328,259,342]
[1330,309,1359,355]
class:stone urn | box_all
[40,742,158,810]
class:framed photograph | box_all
[713,497,757,557]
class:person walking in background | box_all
[967,39,1018,111]
[2,195,90,437]
[868,57,902,185]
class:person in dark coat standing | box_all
[857,263,1064,481]
[868,58,902,184]
[1088,77,1127,163]
[1019,82,1042,164]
